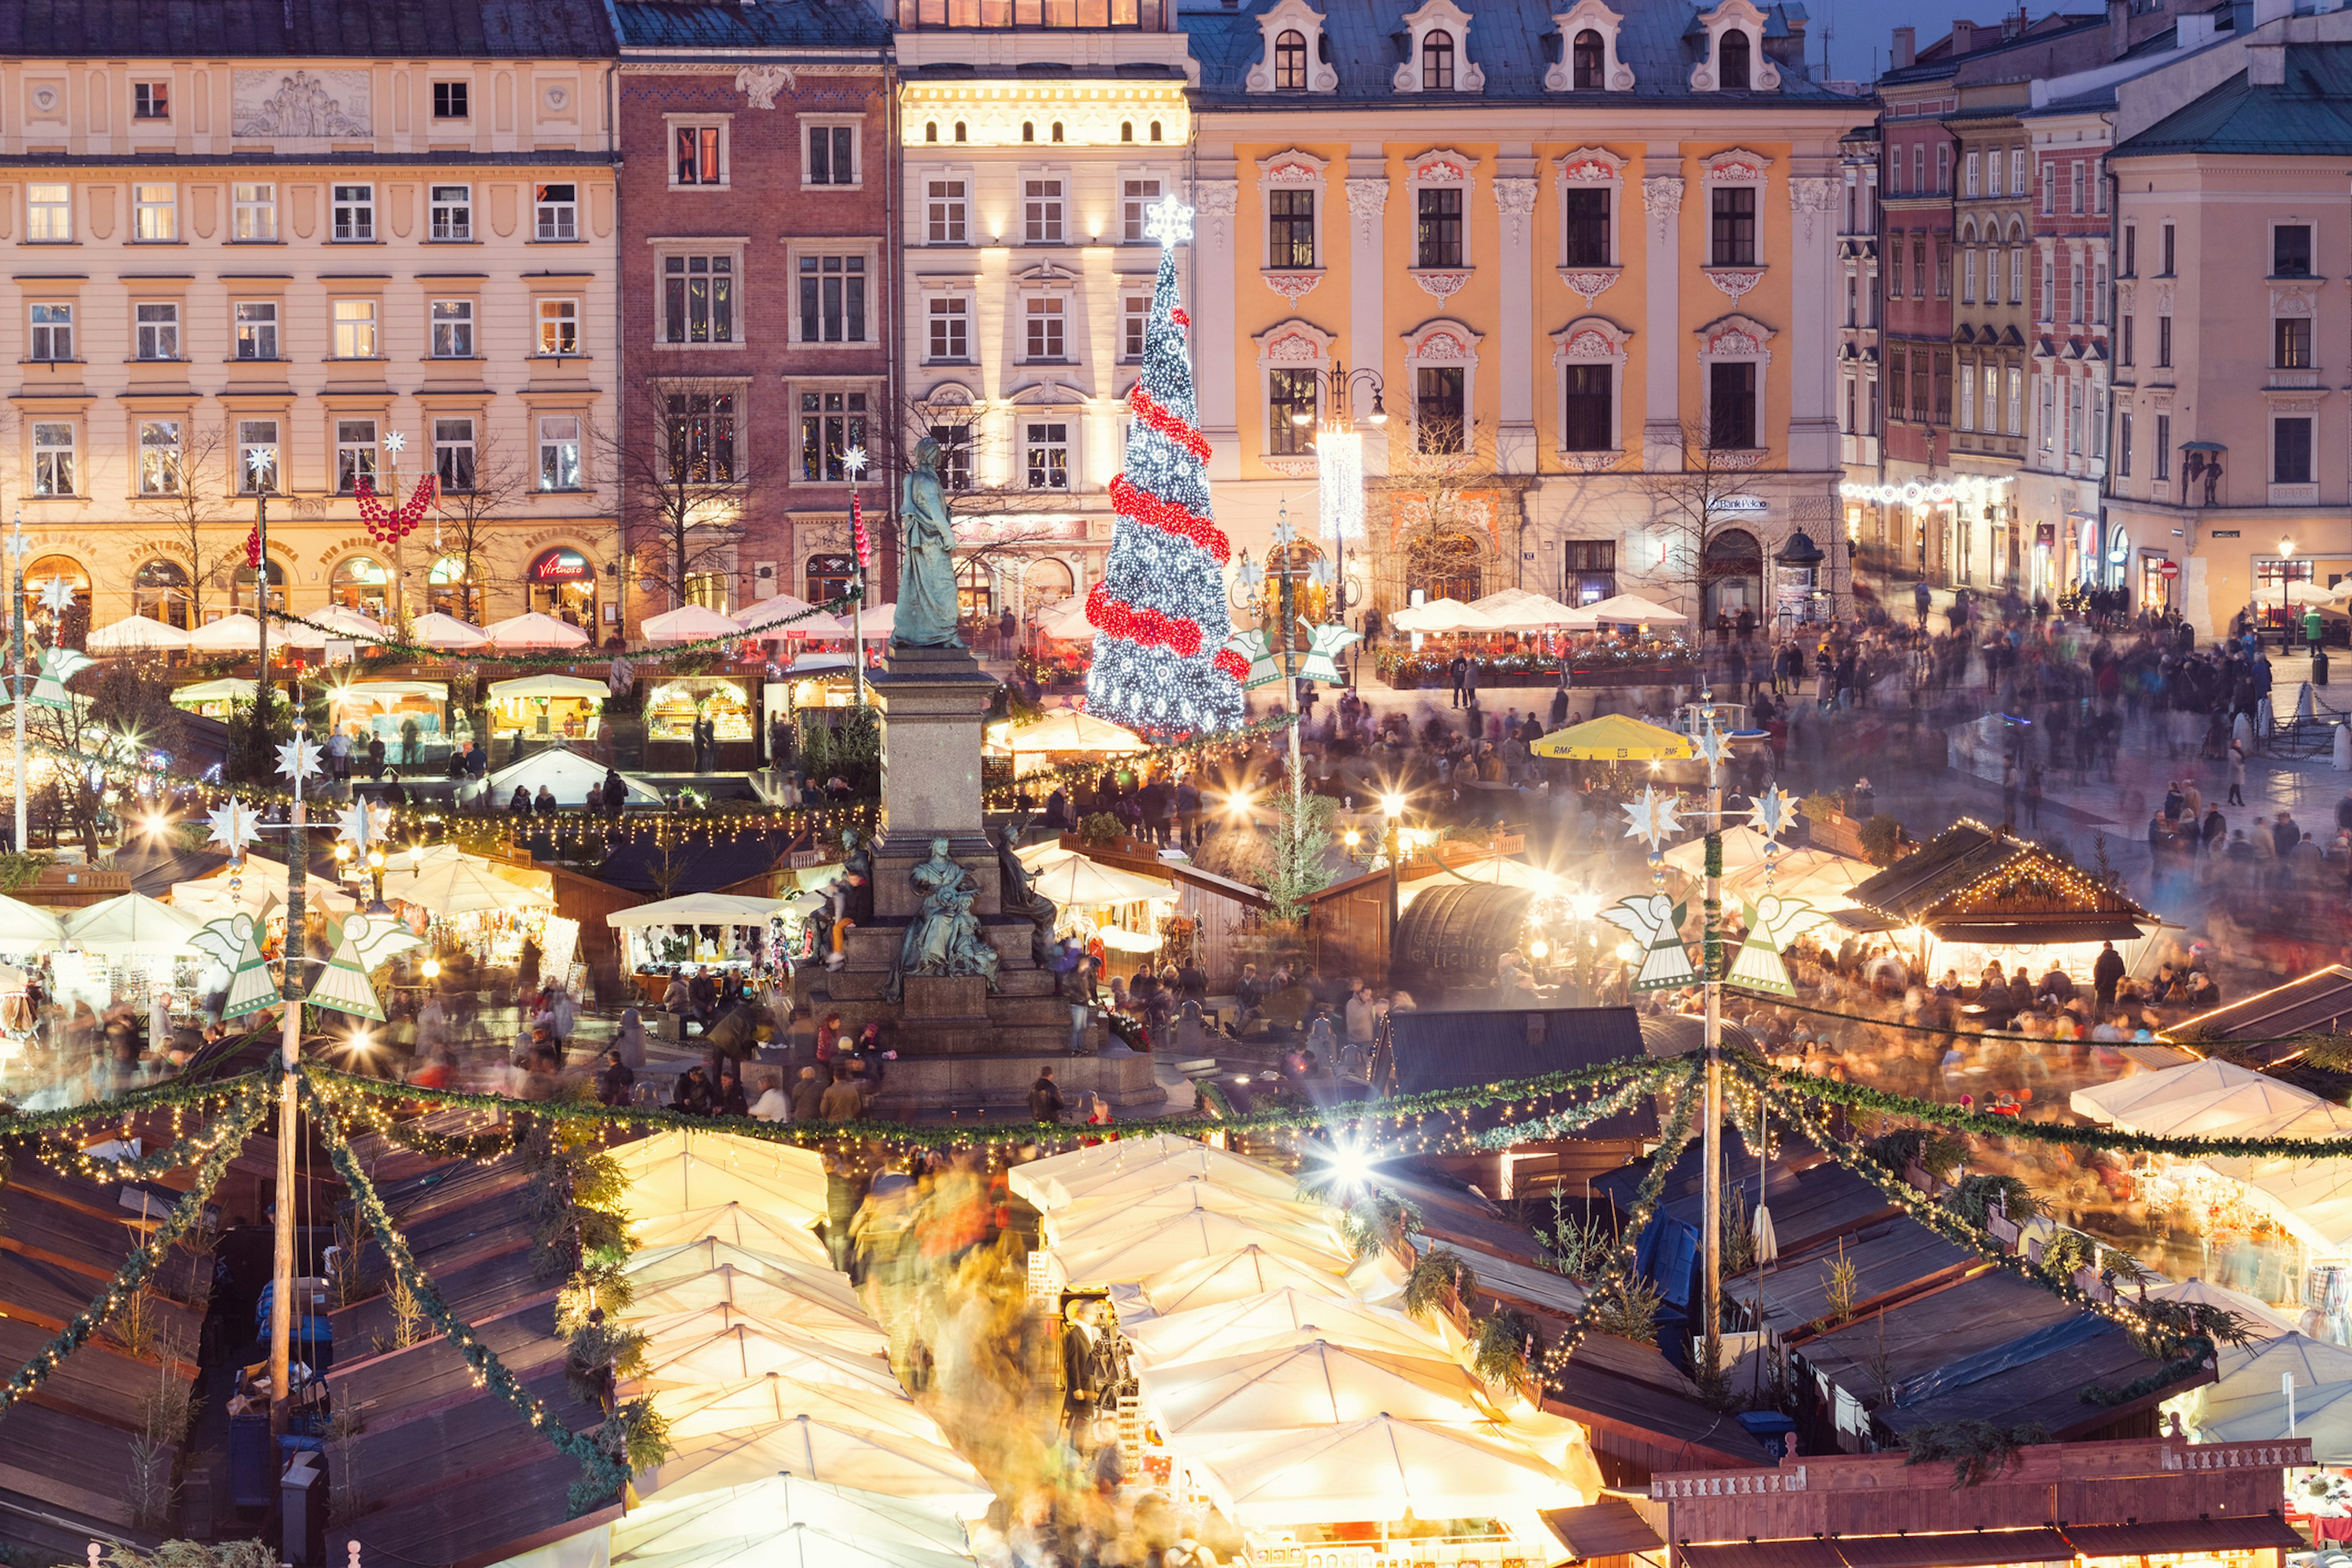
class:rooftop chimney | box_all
[1893,24,1916,66]
[2108,0,2128,58]
[1950,18,1977,51]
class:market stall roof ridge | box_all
[1839,820,2155,940]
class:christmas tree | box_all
[1085,194,1248,736]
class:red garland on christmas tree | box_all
[353,476,437,546]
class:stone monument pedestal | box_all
[799,643,1167,1115]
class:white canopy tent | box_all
[650,1371,956,1452]
[624,1201,832,1267]
[610,894,791,929]
[1467,587,1596,631]
[379,854,554,917]
[738,595,848,638]
[1387,598,1494,635]
[1047,1186,1338,1256]
[608,1476,976,1568]
[171,862,358,921]
[64,894,205,956]
[462,745,663,810]
[1050,1210,1350,1287]
[2070,1059,2323,1139]
[0,893,62,953]
[481,611,590,649]
[848,603,897,641]
[614,1129,830,1223]
[1139,1338,1493,1440]
[1121,1286,1447,1370]
[1579,592,1689,625]
[169,676,260,712]
[643,605,745,644]
[409,611,489,650]
[2143,1277,2299,1339]
[1176,1414,1577,1531]
[1026,856,1175,909]
[1035,595,1094,641]
[635,1317,903,1395]
[1140,1244,1358,1315]
[653,1417,995,1520]
[86,617,191,652]
[1008,1135,1300,1212]
[279,606,390,647]
[186,614,265,652]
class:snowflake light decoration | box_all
[38,579,75,616]
[1144,192,1194,247]
[383,431,408,456]
[841,445,869,480]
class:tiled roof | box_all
[609,0,889,51]
[0,0,613,56]
[2113,44,2352,157]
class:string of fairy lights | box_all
[981,714,1299,809]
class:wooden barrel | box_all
[1391,881,1533,992]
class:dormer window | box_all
[1691,0,1779,92]
[1719,29,1751,89]
[1422,31,1455,89]
[1276,30,1309,89]
[1572,30,1604,88]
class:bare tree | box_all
[1380,411,1505,608]
[603,374,765,612]
[424,428,528,624]
[132,423,239,625]
[26,660,186,857]
[1632,420,1758,609]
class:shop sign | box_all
[530,548,594,584]
[1717,496,1770,514]
[809,554,856,575]
[2212,530,2242,539]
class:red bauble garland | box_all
[1170,307,1191,329]
[852,494,870,568]
[1213,647,1251,684]
[354,476,439,547]
[1107,476,1229,565]
[244,527,262,569]
[1085,579,1204,658]
[1126,385,1213,462]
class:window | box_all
[2011,148,2027,196]
[2068,260,2084,323]
[665,391,738,483]
[1416,188,1463,268]
[429,184,472,241]
[2157,315,2171,368]
[1564,539,1616,604]
[433,81,469,119]
[1416,366,1464,453]
[1563,363,1613,450]
[26,184,68,243]
[2277,416,2314,484]
[2276,224,2313,277]
[434,417,476,492]
[676,124,723,187]
[2067,381,2082,454]
[662,255,734,344]
[1966,151,1980,197]
[1268,369,1317,455]
[1123,292,1150,359]
[2094,172,2106,214]
[1719,28,1751,90]
[930,424,973,491]
[538,415,582,491]
[2093,389,2107,458]
[2070,161,2085,215]
[2007,366,2021,434]
[2120,315,2134,367]
[31,423,74,496]
[1025,296,1066,360]
[332,299,378,358]
[1572,29,1605,88]
[2119,412,2133,477]
[2276,315,2311,369]
[1936,144,1950,194]
[235,300,277,360]
[1269,189,1316,268]
[1962,249,1977,306]
[1911,235,1926,298]
[2123,225,2137,277]
[1025,421,1071,488]
[1909,350,1928,422]
[1708,362,1757,448]
[1025,179,1064,243]
[133,184,176,242]
[233,183,276,241]
[1710,187,1755,266]
[137,420,181,496]
[135,302,178,360]
[2154,415,2170,481]
[1422,30,1455,89]
[429,299,474,358]
[533,183,577,241]
[1934,241,1951,300]
[928,180,967,244]
[2161,221,2175,274]
[2039,163,2054,215]
[238,420,279,494]
[2093,258,2108,324]
[335,421,379,494]
[1985,150,2001,197]
[807,124,858,186]
[1562,188,1608,266]
[1959,363,1975,431]
[929,298,969,361]
[798,255,867,343]
[538,298,580,356]
[332,184,374,241]
[1910,145,1924,195]
[132,81,168,120]
[1123,179,1163,244]
[1275,29,1308,89]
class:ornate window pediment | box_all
[1254,318,1335,364]
[1547,0,1634,91]
[1248,0,1338,93]
[1689,0,1781,93]
[1697,312,1774,359]
[1552,315,1633,363]
[1393,0,1487,94]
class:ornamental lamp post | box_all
[1305,363,1386,643]
[1379,789,1408,944]
[2280,536,2297,647]
[248,445,274,768]
[842,445,872,706]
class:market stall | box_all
[644,675,758,771]
[486,674,606,742]
[1025,852,1176,978]
[461,744,663,811]
[608,892,791,1001]
[481,611,590,651]
[379,846,557,971]
[86,617,192,654]
[991,709,1146,777]
[641,605,744,645]
[326,679,446,752]
[170,677,260,718]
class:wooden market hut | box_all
[1069,834,1269,990]
[2161,963,2352,1066]
[1834,820,2159,976]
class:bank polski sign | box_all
[1716,496,1769,516]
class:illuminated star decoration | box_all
[335,799,388,851]
[1694,717,1730,772]
[1143,191,1194,248]
[275,737,322,784]
[1747,784,1799,845]
[382,431,407,457]
[1,529,28,562]
[206,798,261,858]
[841,445,869,480]
[1620,785,1681,854]
[37,578,76,617]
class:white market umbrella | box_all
[1047,1185,1339,1255]
[636,1320,902,1395]
[409,611,488,650]
[612,1476,975,1568]
[1051,1210,1349,1287]
[851,603,897,641]
[739,595,850,639]
[282,606,390,647]
[1580,592,1689,625]
[1003,711,1147,758]
[481,611,590,649]
[86,617,191,652]
[171,676,258,707]
[1467,587,1596,631]
[63,893,205,957]
[625,1242,879,1343]
[1035,597,1094,641]
[2070,1059,2321,1139]
[614,1129,831,1221]
[1014,840,1082,873]
[379,856,555,917]
[1752,1202,1779,1267]
[2144,1278,2298,1339]
[2211,1158,2352,1253]
[1179,1414,1575,1528]
[643,605,745,644]
[630,1295,889,1362]
[170,865,356,921]
[2072,1059,2299,1126]
[1142,1338,1496,1440]
[2286,580,2340,608]
[627,1200,832,1266]
[1011,1138,1300,1213]
[186,614,265,652]
[655,1416,994,1519]
[2201,1376,2352,1461]
[1121,1287,1446,1370]
[652,1372,953,1450]
[1387,598,1494,635]
[0,894,65,953]
[610,894,790,929]
[1025,856,1174,909]
[488,673,608,703]
[1142,1245,1357,1316]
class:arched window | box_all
[925,121,939,143]
[132,559,189,628]
[1027,558,1076,608]
[957,559,994,622]
[228,559,284,616]
[1718,29,1751,91]
[1022,121,1035,143]
[1275,29,1308,89]
[427,554,476,622]
[1050,121,1064,143]
[331,555,390,619]
[684,575,728,612]
[1422,30,1455,90]
[953,121,967,143]
[1572,29,1604,89]
[1148,120,1163,142]
[1121,121,1134,142]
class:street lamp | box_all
[1229,508,1318,823]
[1379,790,1408,941]
[2280,537,2297,647]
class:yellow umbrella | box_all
[1531,714,1694,762]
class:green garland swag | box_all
[1752,993,2327,1053]
[264,589,865,674]
[0,1072,276,1144]
[29,1077,277,1182]
[0,1088,262,1419]
[1756,1065,2352,1161]
[1537,1059,1705,1380]
[297,1073,636,1517]
[1463,1073,1662,1150]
